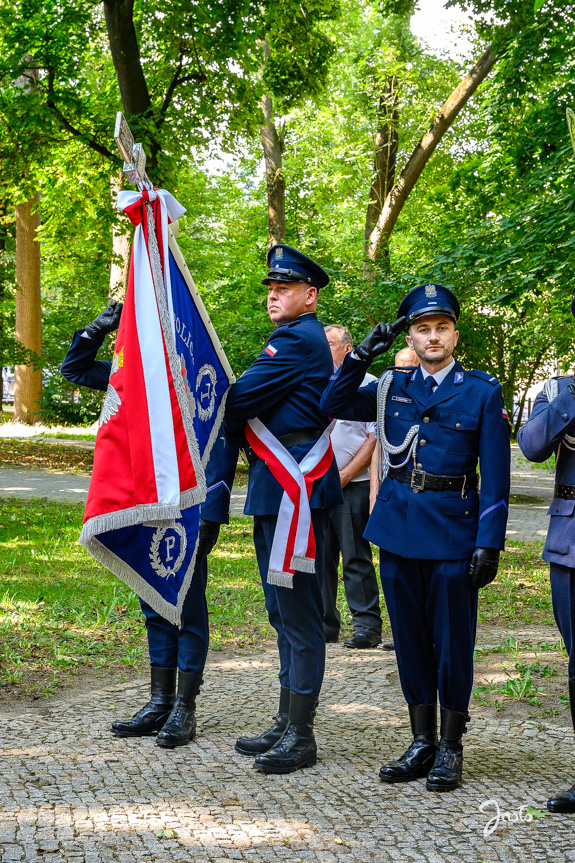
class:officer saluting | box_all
[517,296,575,813]
[224,245,342,774]
[321,284,511,791]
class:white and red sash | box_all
[245,418,336,588]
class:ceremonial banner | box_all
[80,187,233,624]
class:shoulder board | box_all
[469,369,499,386]
[546,375,569,382]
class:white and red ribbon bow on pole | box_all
[245,418,336,588]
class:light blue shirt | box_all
[420,358,455,393]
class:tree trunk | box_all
[14,194,42,424]
[512,349,546,437]
[260,91,285,248]
[108,172,131,302]
[366,45,498,266]
[0,206,7,413]
[102,0,159,167]
[103,0,152,117]
[364,75,399,278]
[259,39,285,248]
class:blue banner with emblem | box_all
[80,192,234,626]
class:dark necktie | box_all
[424,375,436,400]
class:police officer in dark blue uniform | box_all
[518,296,575,813]
[60,302,237,748]
[321,284,510,791]
[224,245,343,774]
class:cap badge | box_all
[424,284,437,297]
[275,247,283,259]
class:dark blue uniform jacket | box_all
[517,378,575,567]
[224,312,343,516]
[320,355,510,559]
[60,330,237,525]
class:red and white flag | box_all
[78,187,227,624]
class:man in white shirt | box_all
[323,325,383,649]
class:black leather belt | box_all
[243,427,325,465]
[388,466,479,493]
[554,484,575,500]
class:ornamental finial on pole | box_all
[113,112,150,189]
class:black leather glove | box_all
[84,301,123,340]
[354,316,406,362]
[196,519,221,561]
[468,547,500,590]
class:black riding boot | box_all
[253,692,318,774]
[548,679,575,813]
[235,686,290,756]
[111,667,176,737]
[379,704,437,783]
[156,671,203,748]
[426,707,469,792]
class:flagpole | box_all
[112,111,235,386]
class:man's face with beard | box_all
[405,314,458,373]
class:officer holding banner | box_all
[224,244,342,775]
[61,302,237,749]
[321,284,510,792]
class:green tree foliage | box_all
[1,0,574,424]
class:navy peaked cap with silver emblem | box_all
[261,244,330,290]
[397,283,460,326]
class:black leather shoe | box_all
[111,667,176,737]
[380,704,437,783]
[547,784,575,813]
[426,708,469,792]
[235,687,290,756]
[325,633,339,643]
[156,671,202,748]
[381,641,395,651]
[344,631,382,649]
[254,693,317,774]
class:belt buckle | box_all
[410,469,426,492]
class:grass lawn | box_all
[0,496,561,717]
[0,439,94,473]
[0,498,271,699]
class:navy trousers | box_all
[322,480,381,639]
[140,557,209,674]
[550,563,575,682]
[379,550,478,712]
[253,509,328,698]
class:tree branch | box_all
[46,96,120,163]
[366,44,498,267]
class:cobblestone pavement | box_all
[1,644,574,863]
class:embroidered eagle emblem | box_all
[100,384,121,425]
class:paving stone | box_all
[1,646,575,862]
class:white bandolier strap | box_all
[245,418,336,589]
[544,377,575,449]
[376,370,420,483]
